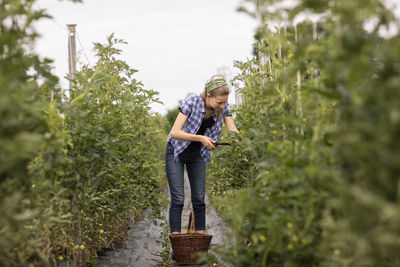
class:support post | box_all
[67,24,81,267]
[67,24,77,95]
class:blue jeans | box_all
[165,142,206,233]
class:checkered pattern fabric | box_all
[167,94,231,163]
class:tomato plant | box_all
[208,0,400,266]
[0,1,165,265]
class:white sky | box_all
[34,0,258,114]
[33,0,399,115]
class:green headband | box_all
[205,79,227,93]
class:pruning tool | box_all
[213,142,231,147]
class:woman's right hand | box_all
[200,136,216,150]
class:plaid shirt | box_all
[167,94,231,163]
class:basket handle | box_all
[187,210,195,231]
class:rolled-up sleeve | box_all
[223,102,231,117]
[179,97,192,117]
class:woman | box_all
[165,74,239,234]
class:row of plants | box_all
[208,0,400,266]
[0,1,165,266]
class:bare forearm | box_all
[224,116,239,133]
[169,112,216,150]
[227,124,239,133]
[170,129,205,142]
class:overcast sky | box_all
[33,0,399,115]
[34,0,258,114]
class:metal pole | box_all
[313,21,317,41]
[67,25,81,266]
[67,24,77,94]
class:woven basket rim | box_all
[169,233,213,238]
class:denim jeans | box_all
[165,142,206,232]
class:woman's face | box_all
[207,94,229,112]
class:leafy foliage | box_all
[0,0,60,265]
[208,0,400,266]
[0,1,165,265]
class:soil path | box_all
[95,171,231,266]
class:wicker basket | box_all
[169,210,213,265]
